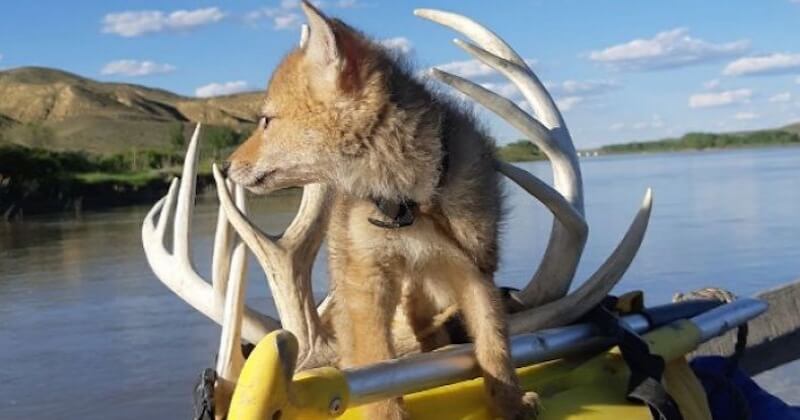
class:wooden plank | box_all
[693,278,800,375]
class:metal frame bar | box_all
[345,298,767,405]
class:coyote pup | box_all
[225,2,537,418]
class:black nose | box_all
[220,161,231,176]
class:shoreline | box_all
[1,172,215,221]
[501,141,800,163]
[4,143,798,220]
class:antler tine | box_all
[173,124,202,267]
[413,9,526,68]
[214,184,249,419]
[211,180,236,303]
[155,178,179,240]
[430,69,556,153]
[414,9,566,133]
[212,164,284,264]
[450,39,581,206]
[497,161,587,235]
[510,189,653,334]
[279,183,332,254]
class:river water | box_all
[1,147,799,418]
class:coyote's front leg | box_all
[441,262,540,420]
[331,254,406,420]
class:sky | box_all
[1,0,799,147]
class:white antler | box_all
[142,123,337,367]
[416,8,653,328]
[211,165,337,368]
[142,124,279,344]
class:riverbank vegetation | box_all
[0,124,244,219]
[600,130,800,155]
[496,140,545,162]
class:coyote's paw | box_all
[517,391,541,419]
[487,380,541,420]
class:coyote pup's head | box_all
[225,1,443,202]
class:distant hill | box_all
[0,66,262,154]
[782,122,800,135]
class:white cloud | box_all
[274,13,301,29]
[704,79,721,90]
[734,112,759,120]
[769,92,792,103]
[542,80,619,112]
[481,82,520,99]
[100,59,176,77]
[546,79,618,97]
[473,79,616,113]
[556,96,583,111]
[245,0,358,31]
[689,89,752,108]
[796,76,800,84]
[195,81,250,97]
[245,6,300,31]
[436,60,495,78]
[609,122,626,131]
[336,0,361,7]
[380,37,413,54]
[102,8,225,37]
[723,53,800,76]
[589,28,749,71]
[434,58,536,79]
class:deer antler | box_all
[416,8,653,330]
[142,125,279,343]
[211,165,337,368]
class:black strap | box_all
[368,129,449,230]
[586,298,684,420]
[193,368,217,420]
[368,197,418,228]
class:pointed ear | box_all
[300,1,340,66]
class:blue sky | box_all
[1,0,799,147]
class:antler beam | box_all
[417,8,653,327]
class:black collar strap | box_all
[368,134,449,230]
[368,197,418,228]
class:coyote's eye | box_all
[259,116,272,130]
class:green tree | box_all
[169,123,185,150]
[205,126,241,159]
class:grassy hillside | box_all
[0,66,261,155]
[782,122,800,135]
[0,66,264,218]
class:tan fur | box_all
[227,2,538,418]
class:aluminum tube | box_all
[345,298,766,405]
[690,298,767,342]
[345,314,649,405]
